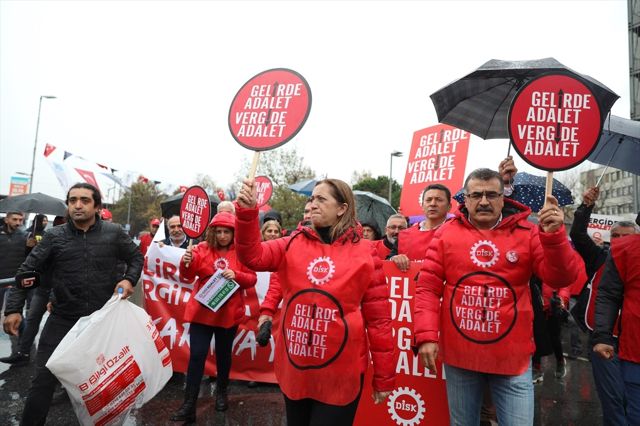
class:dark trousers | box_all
[19,288,51,354]
[533,314,564,365]
[621,359,640,426]
[21,314,77,426]
[186,323,238,390]
[283,376,363,426]
[590,338,628,426]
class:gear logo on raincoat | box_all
[306,256,335,286]
[469,240,500,268]
[214,257,229,271]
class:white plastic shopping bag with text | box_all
[46,295,172,426]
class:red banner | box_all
[354,262,449,426]
[399,124,470,217]
[141,244,279,383]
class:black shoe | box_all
[555,358,567,379]
[0,352,30,365]
[170,386,198,422]
[215,391,229,411]
[247,381,258,388]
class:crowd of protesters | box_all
[1,157,639,425]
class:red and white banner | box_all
[141,243,279,383]
[354,262,449,426]
[143,247,449,421]
[9,176,30,196]
[399,124,470,217]
[587,213,626,243]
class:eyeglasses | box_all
[464,191,503,201]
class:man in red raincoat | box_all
[414,168,582,425]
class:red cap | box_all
[100,208,112,220]
[209,212,235,230]
[150,218,161,226]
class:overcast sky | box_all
[0,0,630,199]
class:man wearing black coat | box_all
[569,186,637,426]
[3,183,143,426]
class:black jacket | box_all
[6,217,143,320]
[0,225,27,279]
[592,253,624,347]
[569,203,608,278]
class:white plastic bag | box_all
[46,295,172,426]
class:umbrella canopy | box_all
[288,179,317,196]
[354,190,397,237]
[0,192,67,216]
[430,58,619,140]
[587,115,640,175]
[160,192,220,219]
[453,172,573,213]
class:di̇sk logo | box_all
[387,387,426,426]
[215,257,229,271]
[306,256,335,286]
[96,354,105,366]
[470,240,499,268]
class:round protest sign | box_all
[508,73,603,171]
[450,271,517,344]
[255,175,273,208]
[283,289,347,370]
[179,186,211,239]
[228,68,312,151]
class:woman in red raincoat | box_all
[236,178,395,426]
[169,212,256,423]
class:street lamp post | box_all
[29,95,57,193]
[389,151,403,204]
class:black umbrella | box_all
[587,115,640,180]
[452,171,573,213]
[430,57,619,141]
[160,192,220,219]
[0,192,67,216]
[354,190,396,237]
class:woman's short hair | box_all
[261,220,282,240]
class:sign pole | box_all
[249,151,261,180]
[545,171,554,208]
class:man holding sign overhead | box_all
[169,212,256,422]
[414,168,583,425]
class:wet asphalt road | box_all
[0,323,604,425]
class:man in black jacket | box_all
[569,186,637,426]
[0,212,28,363]
[3,182,143,426]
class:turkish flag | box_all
[74,168,100,190]
[43,144,56,158]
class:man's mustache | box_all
[476,206,493,213]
